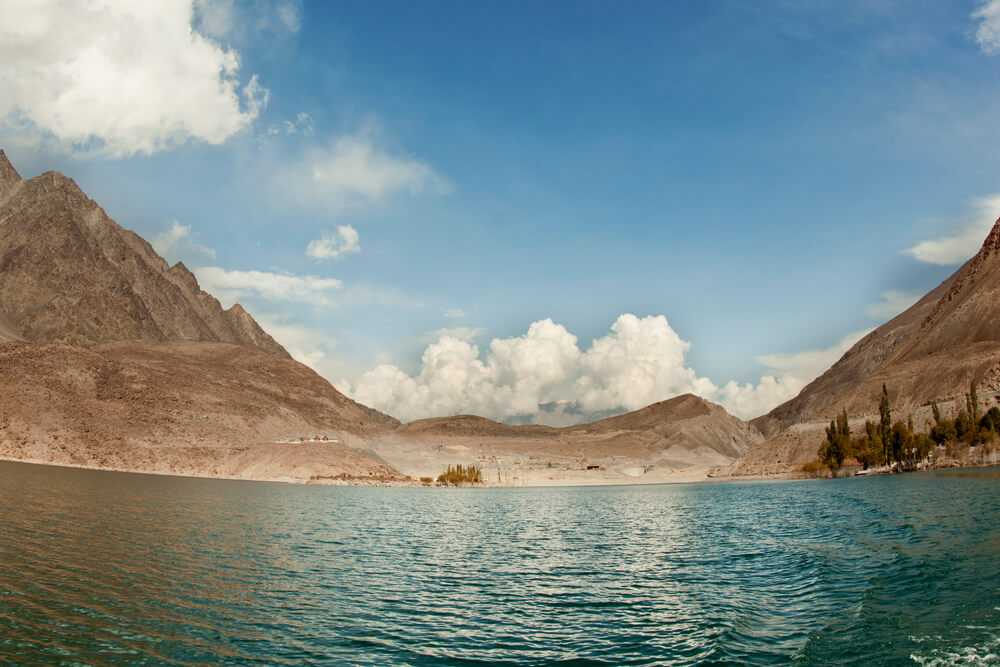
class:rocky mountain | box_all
[0,150,286,355]
[0,151,401,482]
[727,217,1000,476]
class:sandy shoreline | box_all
[0,453,812,487]
[13,452,990,487]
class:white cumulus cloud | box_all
[574,314,715,414]
[195,266,342,306]
[0,0,266,157]
[350,314,864,424]
[306,225,361,260]
[974,1,1000,54]
[353,319,581,423]
[905,194,1000,265]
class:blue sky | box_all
[2,0,1000,423]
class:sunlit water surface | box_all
[1,461,999,665]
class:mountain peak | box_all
[0,152,290,358]
[0,149,23,200]
[979,216,1000,259]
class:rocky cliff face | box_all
[0,150,287,356]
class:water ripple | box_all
[1,463,999,665]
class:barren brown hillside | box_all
[0,151,401,482]
[727,217,1000,476]
[0,341,401,481]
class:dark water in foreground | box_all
[1,462,998,666]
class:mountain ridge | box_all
[0,149,287,355]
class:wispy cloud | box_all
[306,225,361,260]
[973,1,1000,54]
[905,194,1000,265]
[443,308,466,318]
[714,329,869,422]
[0,1,265,157]
[280,128,448,211]
[195,266,342,306]
[152,221,216,261]
[194,0,302,40]
[267,112,314,137]
[865,289,921,320]
[425,326,483,342]
[276,2,302,33]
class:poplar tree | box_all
[879,384,892,465]
[968,381,980,424]
[820,408,851,474]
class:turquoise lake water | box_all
[1,460,998,665]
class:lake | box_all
[1,460,998,665]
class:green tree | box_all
[889,421,913,465]
[955,408,973,441]
[879,384,892,465]
[980,406,1000,434]
[931,414,957,446]
[914,433,934,462]
[968,381,980,424]
[851,420,881,470]
[820,408,851,474]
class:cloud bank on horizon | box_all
[348,314,865,423]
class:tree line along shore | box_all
[814,383,1000,476]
